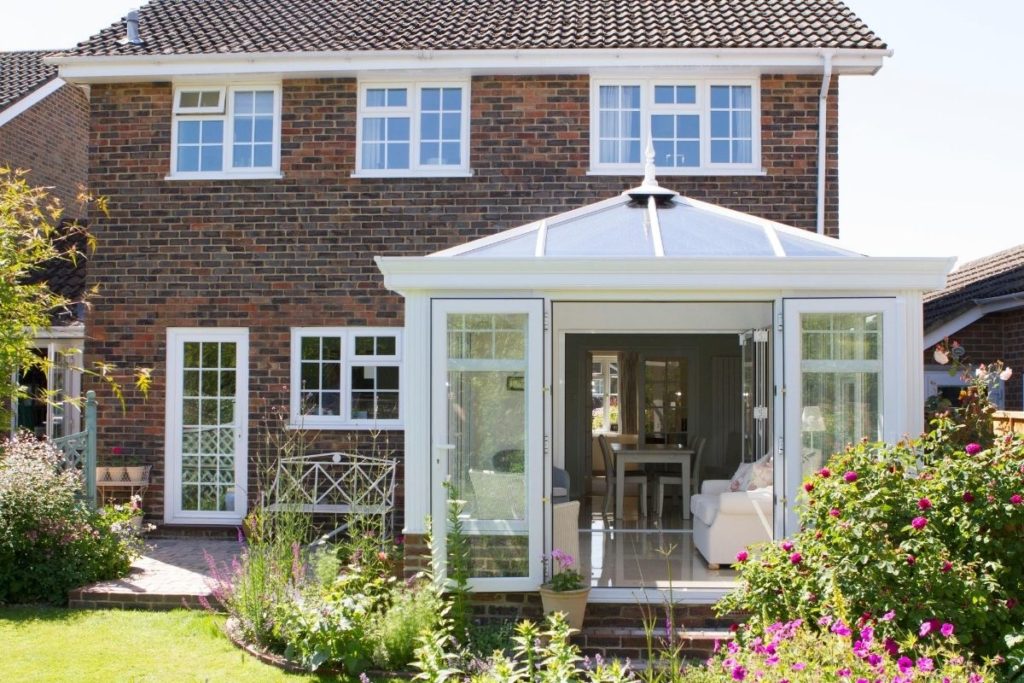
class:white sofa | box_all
[690,480,773,568]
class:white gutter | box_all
[46,47,891,83]
[816,50,835,235]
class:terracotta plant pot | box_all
[539,586,590,629]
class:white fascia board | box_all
[923,292,1024,347]
[375,255,955,294]
[48,47,890,83]
[0,78,65,128]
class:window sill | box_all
[587,167,767,177]
[351,169,474,179]
[288,421,404,431]
[164,172,284,181]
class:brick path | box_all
[69,538,243,610]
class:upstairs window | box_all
[171,85,281,179]
[590,78,760,175]
[290,328,402,428]
[355,82,470,177]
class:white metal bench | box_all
[266,451,397,541]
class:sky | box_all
[1,0,1021,266]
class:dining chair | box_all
[655,436,706,518]
[596,434,648,517]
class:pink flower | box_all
[963,491,975,503]
[941,623,955,638]
[883,638,899,656]
[1000,367,1013,382]
[736,550,749,563]
[880,610,896,622]
[781,541,794,552]
[818,468,832,478]
[803,482,814,493]
[843,471,858,483]
[111,446,123,455]
[831,619,852,637]
[550,549,575,570]
[836,668,851,678]
[1008,598,1018,610]
[897,656,914,674]
[791,662,806,671]
[906,554,916,565]
[789,552,803,565]
[965,443,982,455]
[731,665,746,680]
[920,621,933,636]
[941,561,953,573]
[918,658,934,673]
[917,498,932,510]
[911,516,928,530]
[829,508,841,517]
[1011,494,1023,505]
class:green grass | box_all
[0,607,402,682]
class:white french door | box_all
[781,299,897,533]
[430,299,544,591]
[165,328,249,525]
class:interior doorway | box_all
[552,302,774,590]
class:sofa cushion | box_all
[729,462,753,491]
[690,493,720,527]
[750,453,773,489]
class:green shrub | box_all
[718,411,1024,663]
[0,434,136,604]
[367,579,443,670]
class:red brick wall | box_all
[925,310,1024,411]
[0,82,89,215]
[85,74,839,524]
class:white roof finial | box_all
[642,138,658,187]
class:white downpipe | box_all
[816,50,835,235]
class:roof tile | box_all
[0,50,60,112]
[60,0,887,57]
[924,244,1024,329]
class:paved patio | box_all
[69,538,243,610]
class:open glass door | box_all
[740,328,770,463]
[782,299,897,533]
[431,299,544,591]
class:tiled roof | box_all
[22,221,90,324]
[924,244,1024,329]
[0,50,59,111]
[62,0,886,57]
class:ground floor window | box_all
[11,338,81,440]
[289,328,402,429]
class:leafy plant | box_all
[444,485,472,644]
[368,578,444,670]
[545,549,584,592]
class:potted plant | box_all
[538,549,590,629]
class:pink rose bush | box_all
[718,404,1024,671]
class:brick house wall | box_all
[85,73,839,526]
[925,310,1024,412]
[0,82,89,214]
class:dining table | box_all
[610,442,694,520]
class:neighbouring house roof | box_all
[0,50,59,112]
[923,244,1024,331]
[61,0,886,57]
[22,221,90,325]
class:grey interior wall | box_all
[564,333,741,498]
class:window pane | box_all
[711,110,730,138]
[179,91,200,108]
[732,140,752,164]
[732,85,752,109]
[254,117,273,142]
[710,140,730,163]
[421,87,440,110]
[254,91,274,114]
[177,146,199,172]
[363,117,385,142]
[441,113,461,139]
[178,120,200,144]
[622,110,640,138]
[301,337,319,359]
[376,393,399,420]
[420,142,439,165]
[677,140,700,167]
[232,144,252,167]
[389,117,410,141]
[200,145,223,171]
[322,337,341,360]
[367,88,386,107]
[321,392,340,416]
[653,139,674,167]
[199,91,220,108]
[234,91,253,113]
[622,85,641,108]
[362,142,385,169]
[387,88,407,107]
[710,85,730,108]
[322,362,341,390]
[352,366,375,391]
[201,120,223,144]
[253,144,272,167]
[622,139,640,163]
[387,142,410,169]
[651,114,673,138]
[301,362,319,390]
[599,140,616,164]
[441,142,460,165]
[376,336,397,355]
[355,336,374,355]
[421,112,440,139]
[676,85,696,104]
[234,117,253,142]
[599,110,618,138]
[677,114,699,139]
[654,85,674,104]
[599,85,619,108]
[442,88,461,110]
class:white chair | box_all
[552,500,581,577]
[689,479,773,568]
[595,434,648,517]
[655,436,706,517]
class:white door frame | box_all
[781,298,898,534]
[164,327,249,525]
[430,298,545,592]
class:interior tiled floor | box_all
[578,495,737,588]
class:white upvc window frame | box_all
[168,83,283,181]
[289,327,404,429]
[353,80,472,178]
[588,76,762,176]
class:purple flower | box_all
[736,550,749,563]
[836,668,851,678]
[818,615,834,627]
[941,560,953,573]
[918,658,934,673]
[791,662,806,671]
[1011,494,1023,505]
[919,621,933,637]
[880,610,896,622]
[551,548,575,570]
[911,516,928,530]
[829,508,841,517]
[941,622,955,638]
[897,656,914,674]
[804,481,815,492]
[867,653,882,667]
[884,638,899,656]
[906,554,916,565]
[844,471,859,483]
[831,619,852,637]
[818,468,832,478]
[963,491,975,503]
[789,552,803,565]
[917,498,932,510]
[781,541,794,552]
[859,626,874,642]
[731,665,746,680]
[965,443,982,455]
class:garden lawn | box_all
[0,607,400,682]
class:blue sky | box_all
[2,0,1021,265]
